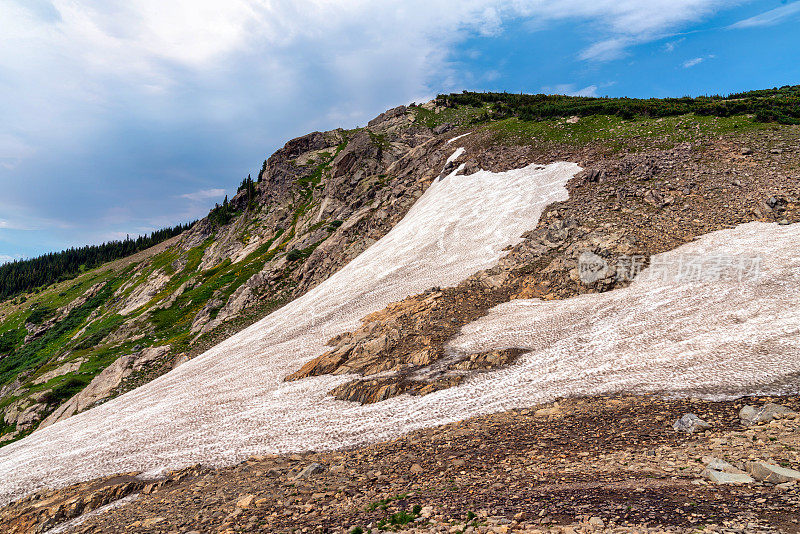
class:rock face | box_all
[31,360,84,385]
[39,346,171,428]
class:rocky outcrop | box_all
[117,270,171,316]
[40,346,171,428]
[286,125,800,405]
[739,403,798,426]
[31,359,83,385]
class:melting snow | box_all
[446,133,471,144]
[3,159,798,507]
[445,147,465,166]
[0,161,579,505]
[448,222,800,400]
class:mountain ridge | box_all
[1,88,799,532]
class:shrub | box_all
[286,249,304,262]
[27,304,56,325]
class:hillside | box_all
[0,109,440,445]
[1,88,799,532]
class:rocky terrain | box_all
[1,396,797,533]
[1,91,799,531]
[288,119,799,404]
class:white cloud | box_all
[542,84,600,97]
[180,189,227,202]
[683,57,705,68]
[682,54,715,68]
[0,254,21,265]
[0,219,31,231]
[728,1,800,29]
[0,0,744,256]
[664,37,686,52]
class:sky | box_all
[0,0,798,263]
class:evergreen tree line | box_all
[434,85,800,124]
[0,222,194,300]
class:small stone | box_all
[141,517,166,528]
[294,462,325,479]
[588,516,604,527]
[673,413,711,433]
[410,463,424,474]
[236,494,255,508]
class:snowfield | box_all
[0,157,579,504]
[2,156,799,506]
[449,222,800,400]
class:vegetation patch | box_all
[437,85,800,124]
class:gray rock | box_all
[703,457,745,474]
[294,462,325,479]
[747,461,800,484]
[433,123,454,135]
[703,469,754,484]
[673,413,711,433]
[739,403,797,426]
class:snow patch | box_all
[449,222,800,401]
[446,133,471,144]
[0,161,580,505]
[445,147,465,166]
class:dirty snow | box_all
[448,222,800,400]
[0,159,579,504]
[3,165,799,507]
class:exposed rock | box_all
[703,457,744,474]
[367,105,407,128]
[673,413,711,433]
[117,270,171,316]
[32,360,84,385]
[739,403,798,426]
[3,401,48,431]
[704,469,754,484]
[39,346,171,428]
[235,494,255,509]
[747,461,800,484]
[294,463,325,480]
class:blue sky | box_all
[1,0,798,263]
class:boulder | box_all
[703,457,745,474]
[739,403,797,426]
[747,462,800,484]
[294,462,325,479]
[672,413,711,433]
[703,470,754,484]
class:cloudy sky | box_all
[1,0,798,263]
